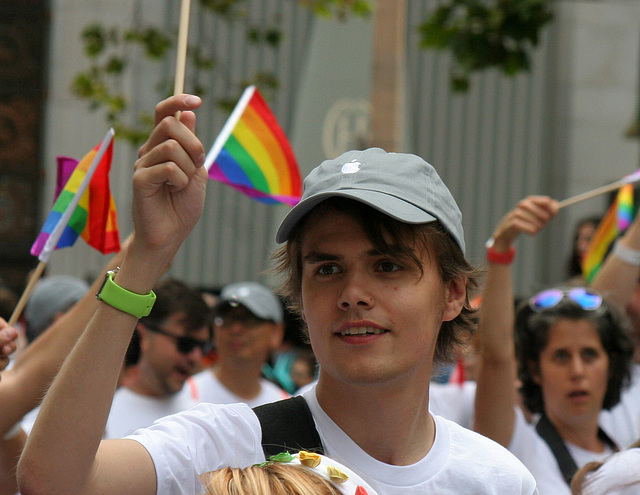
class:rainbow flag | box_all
[582,183,634,282]
[617,183,634,231]
[204,86,302,206]
[31,129,120,262]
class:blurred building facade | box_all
[3,0,639,298]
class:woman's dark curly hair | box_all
[515,288,634,414]
[271,197,482,366]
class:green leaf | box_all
[82,24,106,57]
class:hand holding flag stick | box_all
[173,0,192,120]
[557,169,640,209]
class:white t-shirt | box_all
[104,378,200,439]
[191,369,289,408]
[599,363,640,448]
[300,379,478,430]
[128,386,537,495]
[509,407,613,495]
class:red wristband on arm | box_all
[485,238,516,265]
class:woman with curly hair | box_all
[474,196,634,494]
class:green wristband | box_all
[96,269,156,318]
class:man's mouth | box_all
[338,326,386,336]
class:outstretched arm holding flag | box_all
[18,94,206,495]
[0,237,128,495]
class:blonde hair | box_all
[570,440,640,494]
[200,464,342,495]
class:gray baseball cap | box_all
[24,275,90,342]
[215,281,283,324]
[276,148,465,253]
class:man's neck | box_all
[214,361,263,399]
[123,366,169,398]
[315,373,434,466]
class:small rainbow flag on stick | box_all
[31,128,120,263]
[582,183,635,282]
[204,86,302,206]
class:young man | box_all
[18,95,537,495]
[104,278,212,438]
[192,281,289,407]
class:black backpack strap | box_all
[253,396,324,458]
[535,414,578,485]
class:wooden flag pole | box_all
[8,261,46,326]
[173,0,192,96]
[558,173,640,209]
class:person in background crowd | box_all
[590,209,640,448]
[192,281,289,408]
[289,347,317,393]
[565,216,601,285]
[24,275,89,344]
[105,278,212,439]
[474,195,633,493]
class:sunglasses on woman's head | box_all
[528,288,603,312]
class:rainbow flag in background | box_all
[582,183,634,282]
[616,183,634,231]
[31,130,120,261]
[204,86,302,206]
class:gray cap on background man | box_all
[214,281,283,324]
[24,275,89,342]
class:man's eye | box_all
[317,264,339,276]
[377,261,401,273]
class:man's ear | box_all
[136,323,152,351]
[441,277,466,322]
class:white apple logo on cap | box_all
[341,159,360,174]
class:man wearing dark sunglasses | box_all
[192,281,289,408]
[104,278,212,439]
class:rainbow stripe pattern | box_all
[616,183,634,231]
[582,184,634,282]
[31,133,120,260]
[204,86,302,206]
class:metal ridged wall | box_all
[406,1,560,297]
[43,0,563,298]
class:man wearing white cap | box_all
[192,281,289,407]
[19,95,537,495]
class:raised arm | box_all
[0,239,124,495]
[0,240,128,435]
[474,195,557,447]
[18,94,207,495]
[590,210,640,310]
[0,323,18,372]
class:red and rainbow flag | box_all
[31,129,120,262]
[582,183,634,282]
[204,86,302,206]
